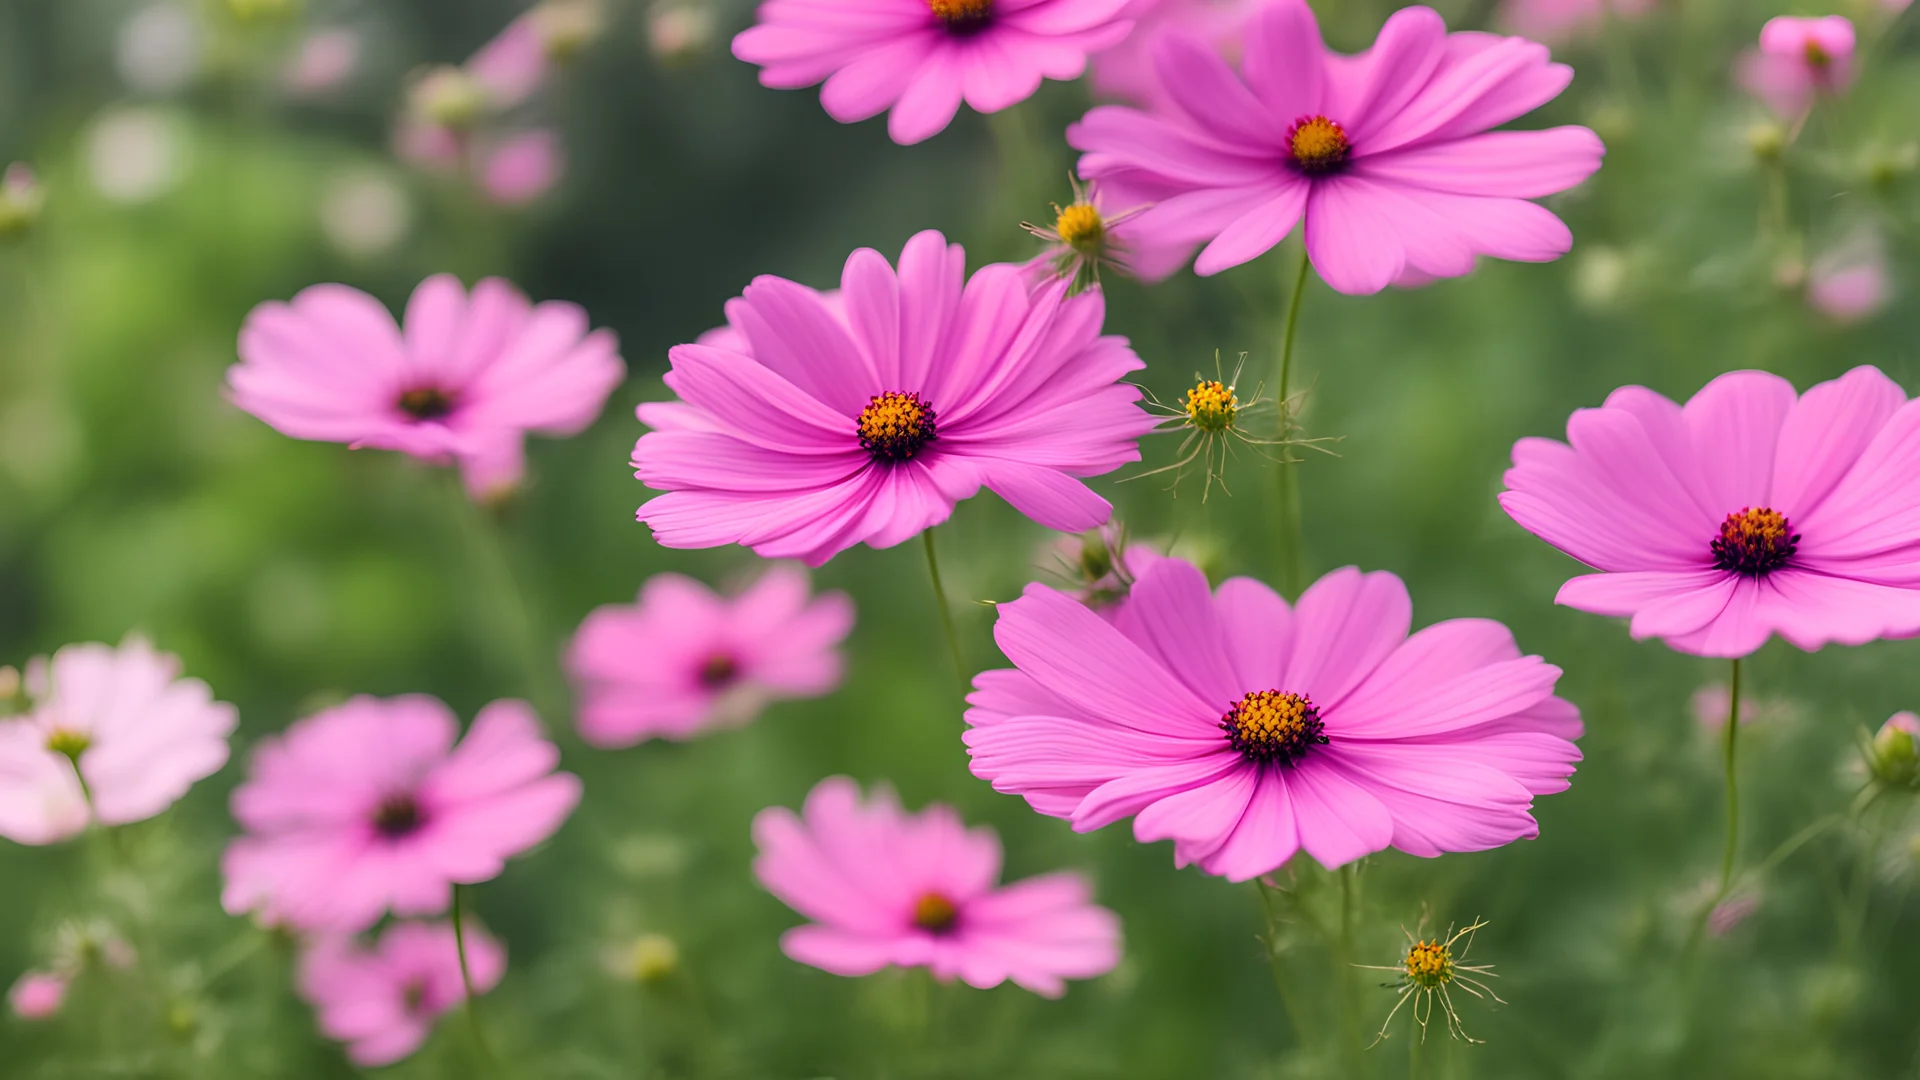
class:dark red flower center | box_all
[858,391,938,462]
[1711,507,1798,576]
[911,892,960,934]
[398,386,457,421]
[928,0,992,32]
[372,793,426,839]
[1222,690,1328,766]
[401,978,427,1014]
[698,652,740,689]
[1286,115,1351,174]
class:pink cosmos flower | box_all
[7,971,67,1020]
[1501,365,1920,658]
[753,776,1122,995]
[284,28,362,97]
[566,565,855,746]
[468,16,550,110]
[731,0,1135,145]
[1498,0,1652,46]
[1090,0,1262,111]
[965,558,1581,879]
[221,696,581,933]
[1068,0,1606,293]
[229,274,624,501]
[478,129,564,205]
[0,638,237,846]
[1808,238,1890,324]
[298,920,505,1067]
[631,230,1154,566]
[1738,16,1855,118]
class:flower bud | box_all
[1748,121,1787,164]
[8,971,67,1020]
[410,66,487,129]
[534,0,605,61]
[0,165,45,239]
[609,933,679,984]
[1869,712,1920,788]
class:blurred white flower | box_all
[86,108,186,203]
[317,167,411,257]
[649,4,715,63]
[116,4,201,95]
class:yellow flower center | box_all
[1221,690,1328,766]
[1404,939,1453,988]
[857,391,938,462]
[1055,203,1106,255]
[1287,115,1351,174]
[928,0,992,28]
[912,892,959,933]
[1711,507,1798,576]
[45,728,90,762]
[1183,380,1238,433]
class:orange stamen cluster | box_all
[928,0,992,29]
[1404,939,1454,988]
[912,892,959,933]
[858,391,938,462]
[1711,507,1798,576]
[1221,690,1328,766]
[1287,115,1351,174]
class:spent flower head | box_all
[1360,918,1503,1044]
[1131,352,1334,501]
[1021,175,1147,294]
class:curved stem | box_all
[451,886,498,1069]
[1717,658,1743,896]
[922,529,968,689]
[1274,245,1312,598]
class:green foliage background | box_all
[3,0,1920,1075]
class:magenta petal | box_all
[1236,0,1324,118]
[980,461,1112,532]
[1212,576,1293,692]
[1113,559,1241,705]
[993,583,1216,734]
[1282,567,1410,711]
[1680,369,1796,514]
[1286,760,1393,869]
[1194,771,1299,881]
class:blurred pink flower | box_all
[1040,523,1168,616]
[0,638,236,845]
[1808,238,1890,324]
[567,565,855,746]
[1498,0,1653,45]
[1501,366,1920,658]
[1068,0,1604,293]
[1707,890,1759,936]
[1090,0,1261,110]
[229,274,624,501]
[965,558,1582,879]
[285,28,361,96]
[732,0,1135,144]
[754,776,1122,995]
[298,920,504,1067]
[222,696,581,932]
[632,230,1154,566]
[393,119,464,173]
[1738,16,1855,117]
[469,16,550,109]
[7,971,66,1019]
[478,130,564,205]
[1690,683,1756,728]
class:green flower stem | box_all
[451,885,499,1071]
[922,529,967,688]
[1274,245,1312,598]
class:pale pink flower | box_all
[7,971,66,1019]
[754,776,1122,996]
[733,0,1135,145]
[284,28,361,96]
[1090,0,1262,110]
[1808,237,1890,324]
[468,16,550,110]
[1738,16,1856,118]
[1707,890,1760,936]
[1689,683,1758,729]
[966,558,1581,879]
[566,565,854,746]
[229,274,624,501]
[1069,0,1605,293]
[1498,0,1653,45]
[0,638,236,846]
[1502,366,1920,658]
[298,920,505,1067]
[632,230,1154,566]
[393,119,464,173]
[221,697,581,933]
[478,129,563,205]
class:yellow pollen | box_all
[1404,939,1454,988]
[928,0,992,26]
[1055,203,1105,254]
[1184,379,1238,433]
[912,892,959,933]
[45,728,90,761]
[1288,115,1351,173]
[1221,689,1328,766]
[857,390,938,461]
[1711,506,1798,576]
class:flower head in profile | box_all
[566,565,855,747]
[732,0,1134,144]
[1091,0,1262,110]
[298,920,505,1067]
[632,230,1155,566]
[1738,16,1855,118]
[1358,918,1501,1044]
[1867,712,1920,789]
[1501,366,1920,658]
[1040,522,1168,615]
[0,638,237,846]
[1021,175,1157,292]
[754,777,1122,996]
[222,696,580,932]
[965,558,1581,879]
[230,274,624,502]
[1498,0,1652,46]
[1069,0,1605,293]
